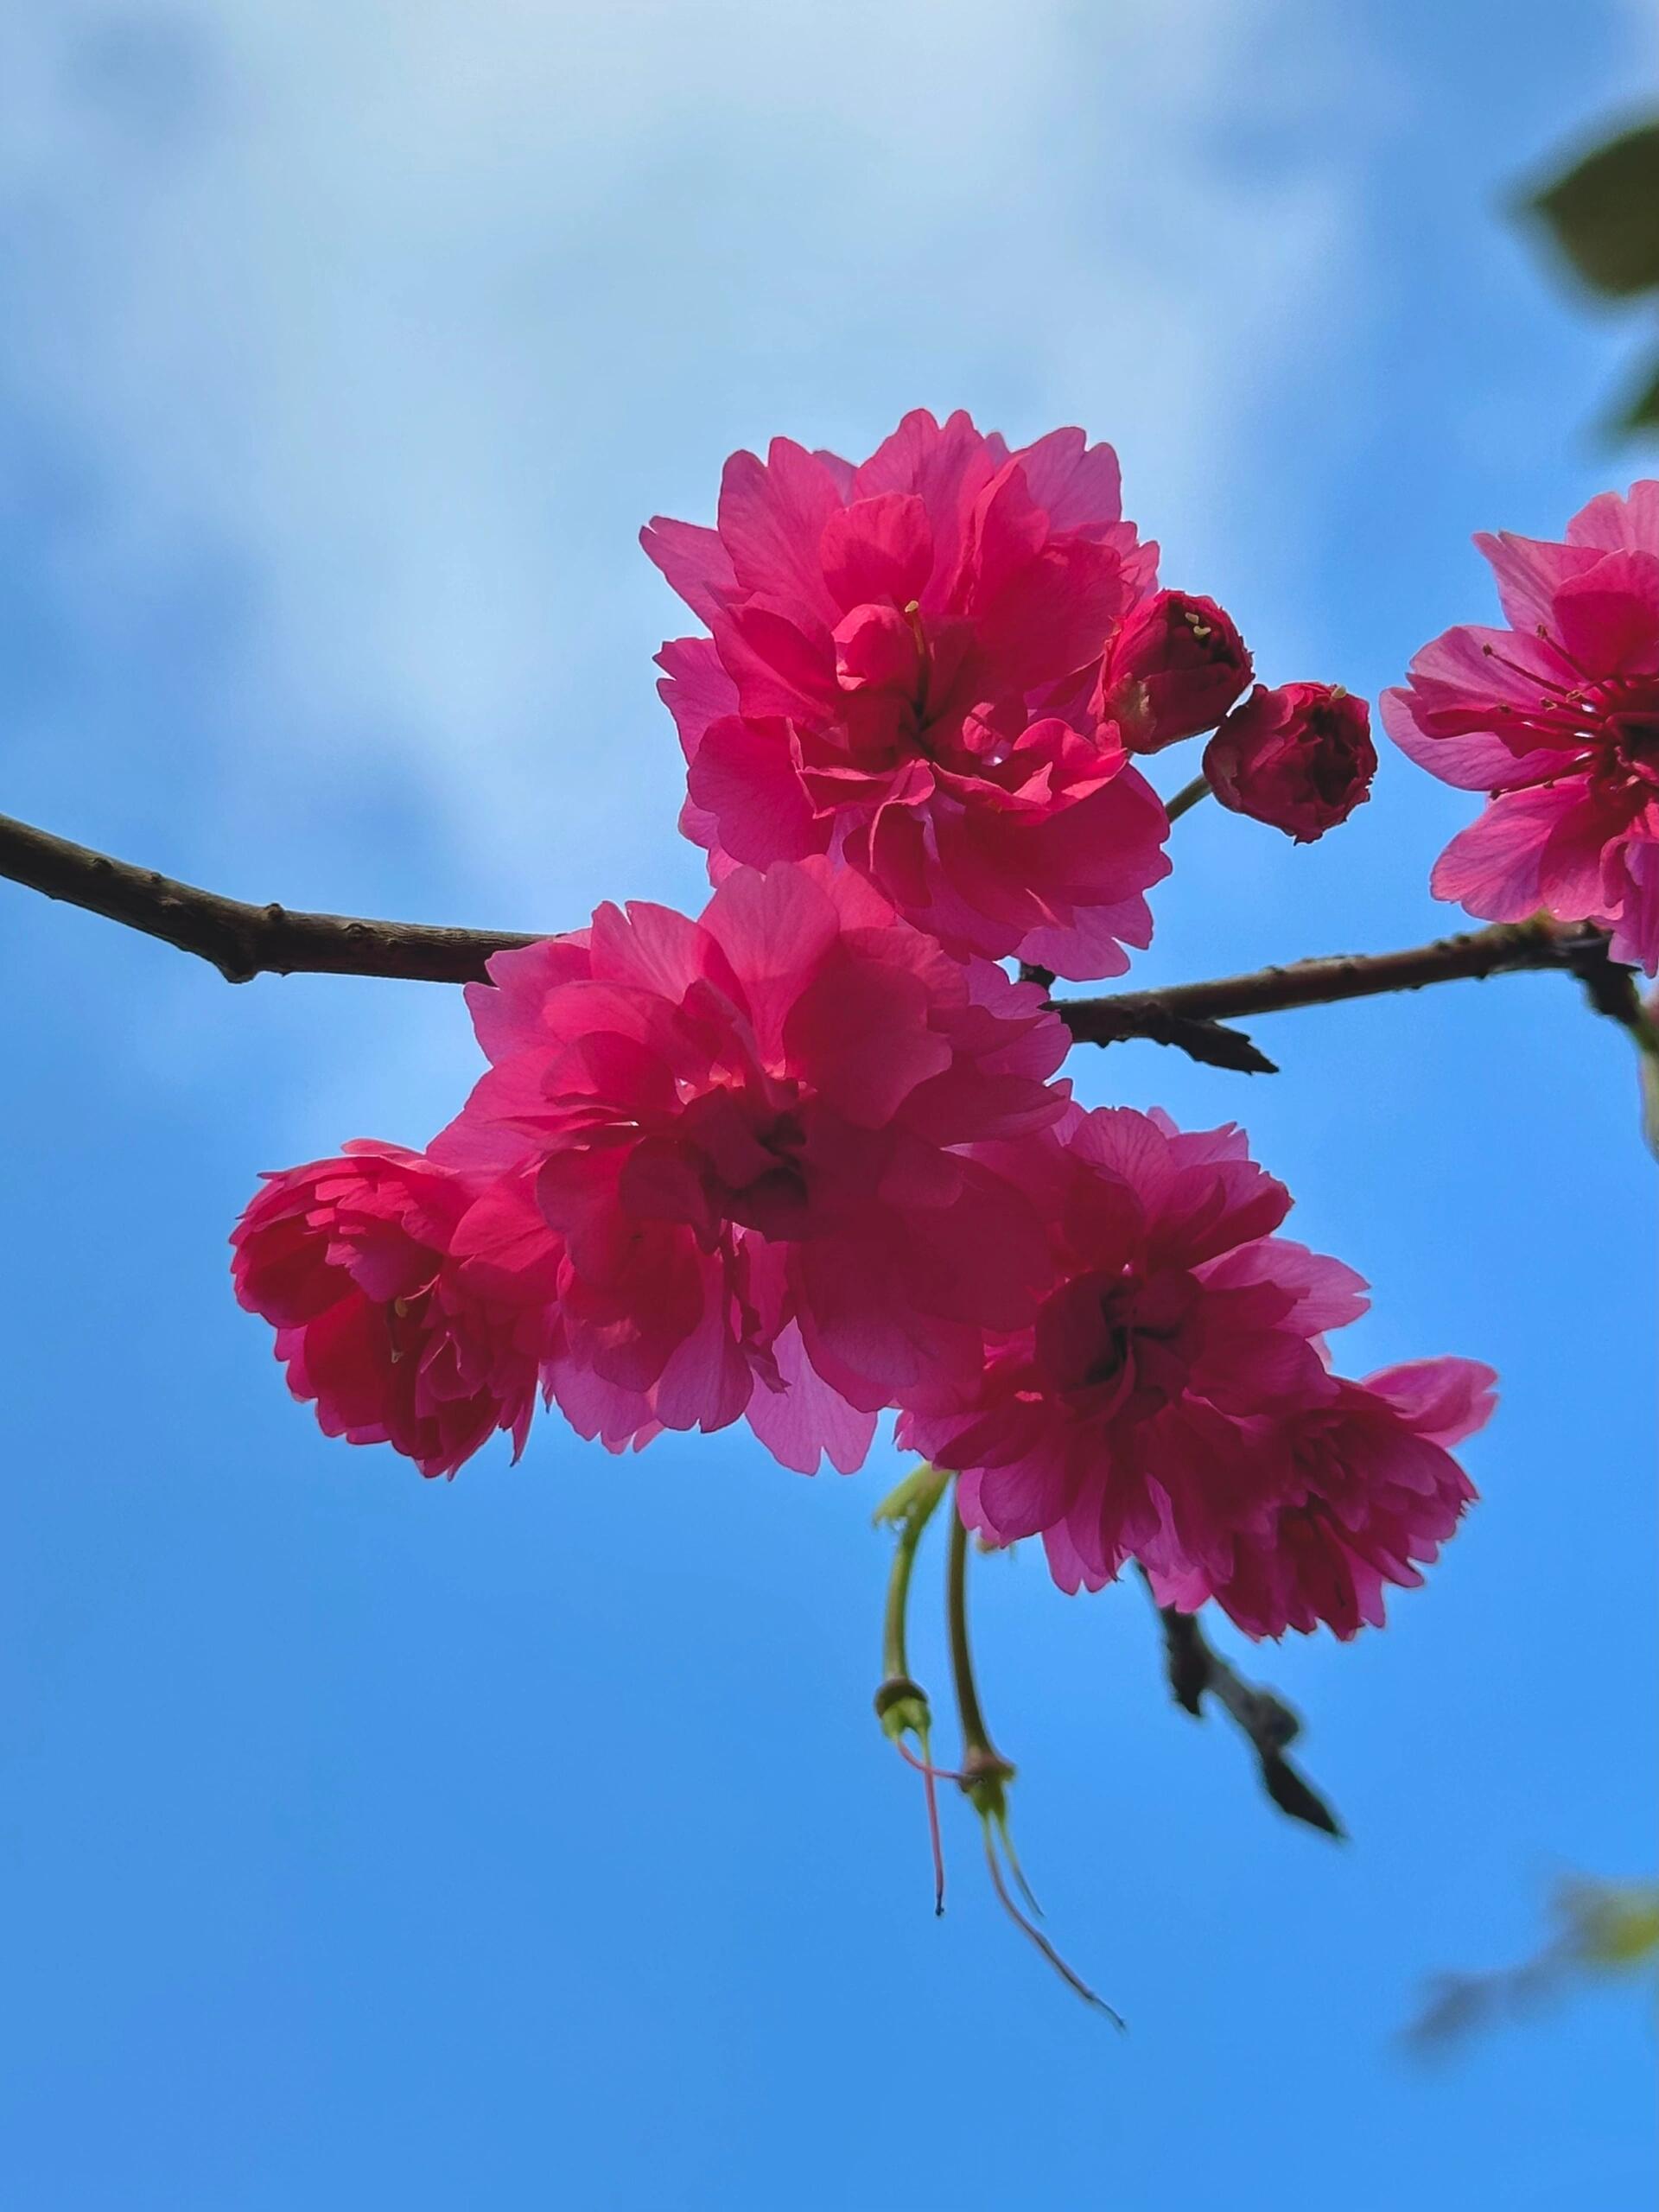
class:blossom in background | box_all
[1147,1357,1497,1638]
[430,857,1068,1468]
[643,408,1176,981]
[1205,682,1376,840]
[231,1145,553,1479]
[1384,480,1659,973]
[1094,588,1254,753]
[898,1104,1478,1630]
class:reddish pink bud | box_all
[1205,683,1376,841]
[1094,589,1253,753]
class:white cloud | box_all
[0,0,1382,932]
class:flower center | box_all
[828,598,992,772]
[1035,1266,1203,1415]
[1604,701,1659,786]
[1482,646,1659,795]
[682,1086,817,1240]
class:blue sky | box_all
[1,3,1655,2206]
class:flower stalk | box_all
[873,1464,951,1910]
[1164,772,1214,823]
[943,1492,1122,2024]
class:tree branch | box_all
[0,810,539,985]
[0,811,1643,1067]
[1058,916,1634,1058]
[1139,1568,1344,1838]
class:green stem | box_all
[944,1501,1043,1918]
[873,1465,952,1915]
[880,1471,945,1688]
[944,1504,991,1756]
[1165,772,1212,823]
[872,1465,948,1746]
[944,1498,1016,1832]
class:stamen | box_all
[1478,636,1586,709]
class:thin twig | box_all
[0,812,1643,1071]
[1061,916,1619,1041]
[0,810,539,985]
[1139,1568,1344,1838]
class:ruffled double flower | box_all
[233,410,1490,1643]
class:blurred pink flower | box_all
[1095,588,1253,754]
[643,408,1172,981]
[1205,682,1376,840]
[444,859,1071,1466]
[897,1106,1371,1596]
[231,1145,552,1479]
[1147,1358,1497,1639]
[1384,481,1659,971]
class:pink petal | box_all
[783,957,953,1127]
[655,635,738,764]
[818,492,935,611]
[1363,1358,1497,1448]
[1380,685,1564,792]
[699,861,844,1058]
[1429,784,1592,921]
[716,440,846,616]
[1473,528,1600,630]
[742,1319,877,1475]
[1550,550,1659,673]
[1565,480,1659,553]
[639,516,738,624]
[685,715,825,868]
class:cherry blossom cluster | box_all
[232,409,1544,1644]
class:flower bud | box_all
[1204,682,1376,841]
[1094,590,1253,753]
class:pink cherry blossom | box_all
[1383,481,1659,971]
[1094,588,1253,754]
[444,858,1071,1466]
[1147,1359,1496,1639]
[1205,682,1376,840]
[231,1145,552,1479]
[642,408,1173,982]
[896,1105,1374,1595]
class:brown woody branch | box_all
[0,810,540,986]
[1059,918,1647,1069]
[0,810,1645,1060]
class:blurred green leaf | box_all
[1530,120,1659,296]
[1639,1030,1659,1160]
[1616,355,1659,435]
[1406,1876,1659,2053]
[1560,1878,1659,1973]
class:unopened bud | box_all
[1204,682,1376,841]
[1095,589,1253,753]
